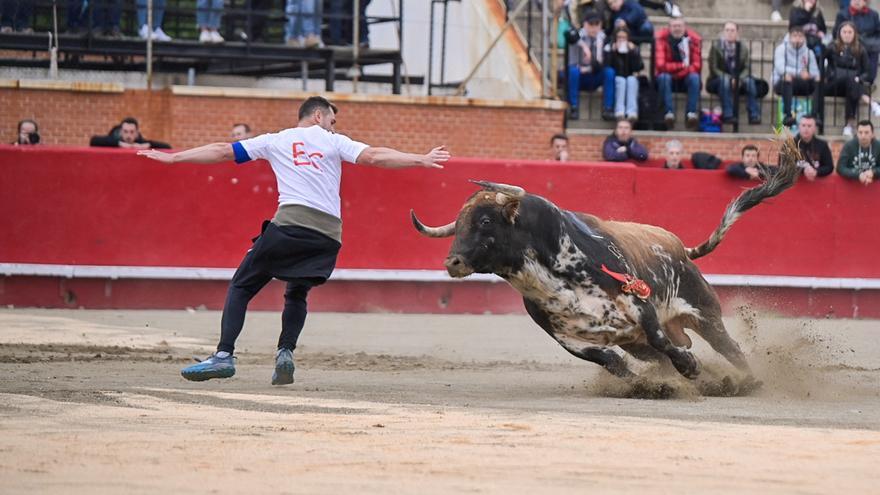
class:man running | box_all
[138,96,449,385]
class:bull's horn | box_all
[469,180,526,198]
[410,210,456,238]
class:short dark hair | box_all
[298,96,339,121]
[232,123,251,132]
[18,119,38,133]
[616,119,633,128]
[613,26,630,37]
[121,117,139,128]
[799,114,817,124]
[857,119,874,131]
[741,144,759,156]
[789,25,805,35]
[550,133,569,144]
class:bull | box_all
[411,140,800,383]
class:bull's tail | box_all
[686,135,801,260]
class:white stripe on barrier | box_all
[2,263,880,289]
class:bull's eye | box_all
[479,216,491,227]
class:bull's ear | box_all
[502,199,520,224]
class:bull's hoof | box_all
[671,351,701,380]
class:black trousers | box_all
[774,78,816,117]
[825,76,865,121]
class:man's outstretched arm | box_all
[137,142,234,164]
[357,146,449,169]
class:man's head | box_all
[119,117,139,144]
[584,11,603,36]
[741,144,760,167]
[665,140,684,167]
[798,114,817,141]
[607,0,624,12]
[669,18,687,38]
[231,123,251,141]
[298,96,339,132]
[17,119,38,144]
[614,119,633,142]
[857,120,874,147]
[723,22,739,43]
[789,26,806,48]
[852,0,866,9]
[551,133,569,160]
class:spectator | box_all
[707,21,762,125]
[566,11,614,121]
[65,0,122,37]
[605,26,643,121]
[834,0,880,82]
[197,0,224,43]
[606,0,653,40]
[726,144,774,180]
[837,119,880,184]
[637,0,682,17]
[231,123,253,141]
[789,0,827,62]
[89,117,171,149]
[826,21,880,137]
[655,17,703,129]
[286,0,322,47]
[793,114,834,180]
[551,133,570,161]
[0,0,32,33]
[663,139,685,168]
[12,119,39,145]
[327,0,371,47]
[602,119,648,162]
[137,0,172,41]
[773,26,819,127]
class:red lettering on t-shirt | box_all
[292,142,324,170]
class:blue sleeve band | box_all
[232,142,251,164]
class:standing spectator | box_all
[655,17,702,129]
[773,26,819,127]
[606,0,653,40]
[707,21,762,125]
[825,22,880,137]
[551,133,570,161]
[606,27,643,121]
[838,120,880,184]
[789,0,827,62]
[834,0,880,82]
[726,145,774,179]
[197,0,225,43]
[793,114,834,180]
[0,0,33,33]
[12,119,39,145]
[89,117,171,149]
[565,12,614,121]
[137,0,172,41]
[602,119,648,162]
[286,0,322,47]
[663,139,685,168]
[231,123,253,141]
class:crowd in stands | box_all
[562,0,880,135]
[0,1,372,48]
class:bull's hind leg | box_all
[692,311,753,375]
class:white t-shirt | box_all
[233,125,369,219]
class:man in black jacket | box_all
[89,117,171,149]
[792,114,834,180]
[726,144,775,180]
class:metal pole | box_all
[550,7,558,98]
[541,0,549,98]
[427,0,435,95]
[147,0,154,91]
[440,0,448,86]
[352,0,360,93]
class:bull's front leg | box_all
[636,302,701,379]
[556,340,636,379]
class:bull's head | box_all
[411,180,527,278]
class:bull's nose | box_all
[444,255,471,278]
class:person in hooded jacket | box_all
[789,0,827,62]
[773,25,820,127]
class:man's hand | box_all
[582,46,591,65]
[803,164,817,181]
[559,149,570,162]
[137,149,176,164]
[617,146,627,154]
[746,166,761,180]
[800,69,811,80]
[859,169,874,185]
[422,146,450,168]
[615,18,626,27]
[784,73,793,82]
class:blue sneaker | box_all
[181,353,235,382]
[272,348,295,385]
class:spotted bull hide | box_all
[411,143,800,381]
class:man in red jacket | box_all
[655,18,702,129]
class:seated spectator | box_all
[12,119,39,145]
[825,22,880,137]
[231,123,253,141]
[286,0,322,47]
[726,145,774,180]
[663,139,685,168]
[137,0,172,41]
[837,119,880,184]
[0,0,32,33]
[90,117,171,149]
[655,18,702,129]
[197,0,224,43]
[789,0,827,62]
[793,114,834,180]
[834,0,880,82]
[566,12,614,121]
[707,21,762,125]
[606,0,653,40]
[551,133,570,162]
[773,26,819,127]
[602,120,648,162]
[606,27,643,121]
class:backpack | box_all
[691,152,723,170]
[634,76,667,131]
